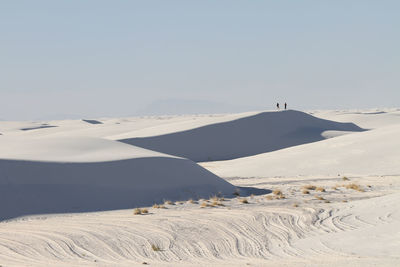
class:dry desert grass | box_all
[345,183,364,192]
[273,189,283,195]
[187,199,197,204]
[151,244,161,252]
[303,185,317,190]
[164,200,174,205]
[239,198,249,204]
[153,204,167,209]
[134,208,149,215]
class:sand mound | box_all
[119,110,365,162]
[202,124,400,177]
[0,137,234,220]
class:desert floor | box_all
[0,109,399,266]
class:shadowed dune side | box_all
[82,119,103,124]
[202,124,400,177]
[0,157,235,221]
[20,125,58,131]
[119,110,365,162]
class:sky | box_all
[1,0,399,120]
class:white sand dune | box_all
[0,108,399,266]
[201,123,400,177]
[0,112,258,139]
[118,110,364,162]
[0,136,234,221]
[310,108,400,129]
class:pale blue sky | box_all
[1,0,399,120]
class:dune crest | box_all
[119,110,365,162]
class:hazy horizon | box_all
[1,1,399,120]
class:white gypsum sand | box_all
[0,109,399,266]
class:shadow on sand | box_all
[119,110,366,162]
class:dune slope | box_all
[202,124,400,177]
[0,137,235,220]
[119,110,365,162]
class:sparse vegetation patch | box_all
[273,189,283,195]
[187,199,197,204]
[134,208,149,215]
[345,183,364,192]
[239,198,249,204]
[153,204,167,209]
[151,244,161,251]
[303,185,316,190]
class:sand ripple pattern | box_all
[0,194,399,266]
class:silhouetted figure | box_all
[284,102,287,110]
[276,103,280,109]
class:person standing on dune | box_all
[276,103,280,110]
[284,102,287,110]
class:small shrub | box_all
[342,176,349,181]
[151,244,161,251]
[187,199,197,204]
[273,189,283,196]
[342,200,348,203]
[315,196,325,201]
[211,200,224,207]
[302,189,310,194]
[153,204,167,209]
[200,202,211,208]
[265,195,273,200]
[239,198,249,204]
[141,208,149,214]
[324,200,331,203]
[345,183,364,192]
[293,203,299,207]
[303,185,316,190]
[210,195,225,202]
[164,200,174,205]
[316,187,325,192]
[134,208,149,215]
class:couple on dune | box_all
[276,102,287,110]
